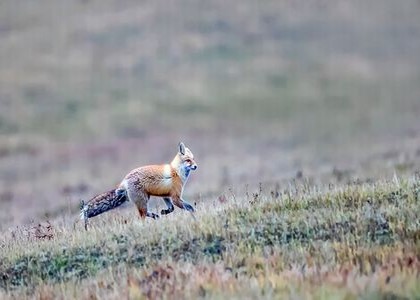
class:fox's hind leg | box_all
[135,200,159,219]
[161,197,174,215]
[128,189,159,220]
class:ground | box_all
[0,0,420,299]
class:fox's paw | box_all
[183,202,195,212]
[161,208,173,215]
[147,212,160,220]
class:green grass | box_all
[1,177,419,298]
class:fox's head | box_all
[171,142,197,179]
[178,142,197,170]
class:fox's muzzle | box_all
[191,165,197,170]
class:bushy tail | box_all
[80,188,128,230]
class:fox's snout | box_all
[191,164,197,170]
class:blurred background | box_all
[0,0,420,229]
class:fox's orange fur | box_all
[80,142,197,227]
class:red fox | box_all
[80,142,197,229]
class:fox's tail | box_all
[80,188,128,230]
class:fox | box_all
[80,142,198,230]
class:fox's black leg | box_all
[181,199,195,212]
[182,202,194,212]
[180,198,196,220]
[161,197,175,215]
[171,195,196,219]
[172,196,195,212]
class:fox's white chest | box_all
[162,164,173,187]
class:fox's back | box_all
[123,164,181,197]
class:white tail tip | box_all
[80,200,88,221]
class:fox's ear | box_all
[179,142,186,155]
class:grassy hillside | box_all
[1,177,420,298]
[0,0,419,229]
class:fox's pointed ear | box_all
[179,142,186,155]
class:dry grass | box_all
[1,0,420,230]
[1,176,420,298]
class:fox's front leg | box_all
[172,194,195,212]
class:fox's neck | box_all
[170,155,189,183]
